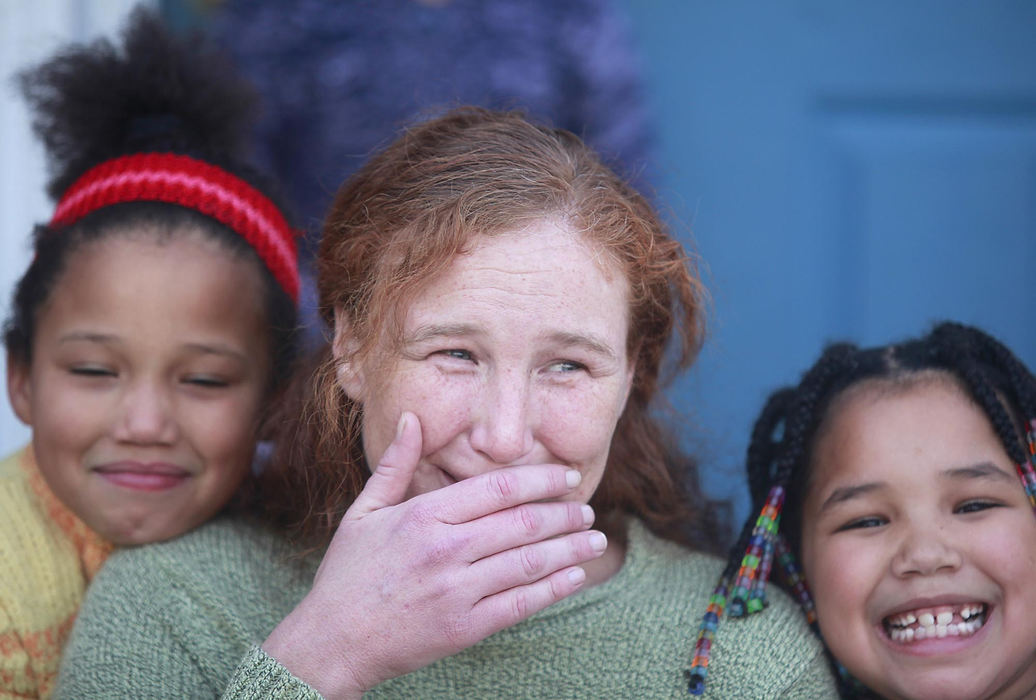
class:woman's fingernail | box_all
[581,504,594,526]
[396,412,408,439]
[565,469,581,488]
[589,531,607,553]
[567,567,586,586]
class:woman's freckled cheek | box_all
[543,388,611,465]
[395,365,473,454]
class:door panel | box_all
[620,1,1036,521]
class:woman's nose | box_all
[890,521,963,577]
[112,380,178,445]
[469,369,535,465]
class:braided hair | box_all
[4,7,298,386]
[686,321,1036,697]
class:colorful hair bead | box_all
[685,574,731,695]
[729,486,784,617]
[746,531,776,614]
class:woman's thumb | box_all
[348,411,422,516]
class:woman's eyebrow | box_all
[406,326,618,360]
[941,461,1016,483]
[819,482,885,513]
[407,323,480,342]
[546,331,618,359]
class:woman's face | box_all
[335,222,635,505]
[800,380,1036,700]
[7,231,271,545]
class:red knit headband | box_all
[50,152,299,302]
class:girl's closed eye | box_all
[182,375,230,389]
[954,499,1002,515]
[69,364,117,379]
[834,514,888,532]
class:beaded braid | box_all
[930,323,1036,513]
[976,331,1036,511]
[684,343,858,694]
[685,322,1036,697]
[685,388,793,693]
[1023,420,1036,511]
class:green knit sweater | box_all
[56,517,837,698]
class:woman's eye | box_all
[955,500,1000,515]
[438,349,474,362]
[835,516,887,532]
[548,360,587,373]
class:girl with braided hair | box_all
[688,321,1036,699]
[0,8,298,696]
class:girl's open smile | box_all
[801,379,1036,700]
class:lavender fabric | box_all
[209,0,656,341]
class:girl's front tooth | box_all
[936,611,953,625]
[919,612,935,626]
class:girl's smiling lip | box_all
[91,461,193,491]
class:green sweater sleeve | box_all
[222,646,320,700]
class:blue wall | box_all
[618,1,1036,522]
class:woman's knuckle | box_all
[519,544,543,577]
[486,471,518,503]
[510,590,530,621]
[514,504,541,536]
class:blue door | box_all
[620,1,1036,521]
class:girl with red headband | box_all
[0,9,298,697]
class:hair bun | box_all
[19,6,260,201]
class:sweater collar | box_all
[20,446,114,581]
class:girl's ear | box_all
[6,353,33,426]
[331,306,366,402]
